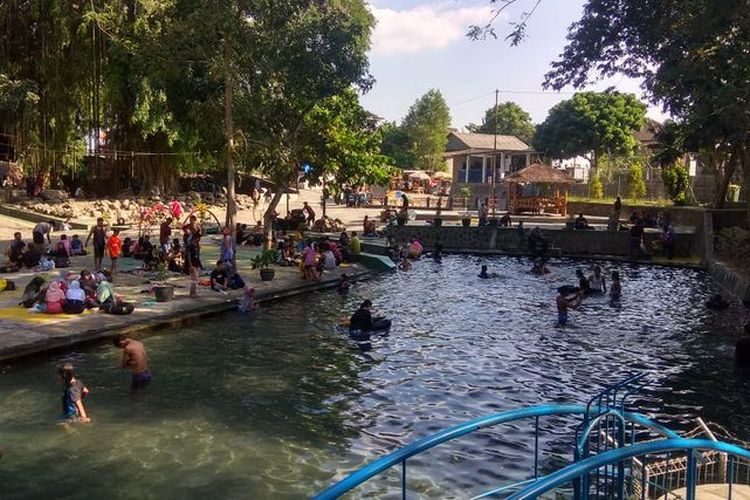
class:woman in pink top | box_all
[301,240,319,281]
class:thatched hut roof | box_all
[502,163,575,184]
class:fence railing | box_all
[313,404,683,500]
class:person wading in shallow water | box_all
[113,335,151,390]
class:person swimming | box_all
[478,264,498,279]
[399,257,412,271]
[706,293,730,310]
[239,286,259,313]
[337,274,351,294]
[588,266,606,294]
[530,259,550,275]
[349,300,391,335]
[556,287,581,327]
[575,269,591,297]
[610,271,622,302]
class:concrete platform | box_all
[0,245,385,361]
[671,483,750,499]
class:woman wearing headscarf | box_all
[44,281,66,314]
[96,279,134,315]
[63,281,86,314]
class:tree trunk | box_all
[741,145,750,226]
[713,148,738,208]
[224,63,237,268]
[263,188,284,249]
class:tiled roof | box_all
[447,132,531,152]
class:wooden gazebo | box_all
[502,163,575,215]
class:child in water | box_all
[610,271,622,302]
[556,287,581,327]
[337,274,351,294]
[478,264,498,279]
[239,286,259,313]
[399,256,412,271]
[59,363,90,423]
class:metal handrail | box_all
[313,404,681,500]
[509,439,750,500]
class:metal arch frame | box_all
[509,439,750,500]
[313,404,680,500]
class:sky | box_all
[360,0,668,130]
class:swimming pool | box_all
[0,255,747,498]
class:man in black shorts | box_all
[85,217,108,271]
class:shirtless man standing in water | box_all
[113,335,151,389]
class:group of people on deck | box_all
[19,269,134,315]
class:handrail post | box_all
[401,459,407,500]
[534,416,540,479]
[686,450,696,500]
[728,455,734,500]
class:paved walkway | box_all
[0,239,377,361]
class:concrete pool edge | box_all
[0,263,388,362]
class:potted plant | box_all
[152,263,174,302]
[252,248,279,281]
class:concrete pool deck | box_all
[0,242,386,361]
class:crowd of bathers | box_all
[19,269,134,315]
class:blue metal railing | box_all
[508,439,750,500]
[313,403,681,500]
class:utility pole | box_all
[491,89,499,216]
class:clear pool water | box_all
[1,255,748,499]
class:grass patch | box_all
[568,196,675,207]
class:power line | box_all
[451,88,577,107]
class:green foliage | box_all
[588,172,603,199]
[534,91,646,165]
[251,248,279,270]
[299,89,395,188]
[458,186,472,198]
[0,0,375,197]
[661,162,690,205]
[467,101,535,143]
[402,89,451,172]
[380,121,414,168]
[543,0,750,210]
[626,164,646,200]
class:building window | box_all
[468,156,483,183]
[458,160,468,182]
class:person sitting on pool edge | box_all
[113,335,151,390]
[210,260,230,292]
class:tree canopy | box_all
[533,91,646,167]
[467,101,535,144]
[298,90,394,190]
[380,121,415,169]
[401,89,451,171]
[0,0,376,201]
[543,0,750,208]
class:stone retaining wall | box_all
[567,202,706,226]
[390,225,697,258]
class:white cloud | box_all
[370,2,494,56]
